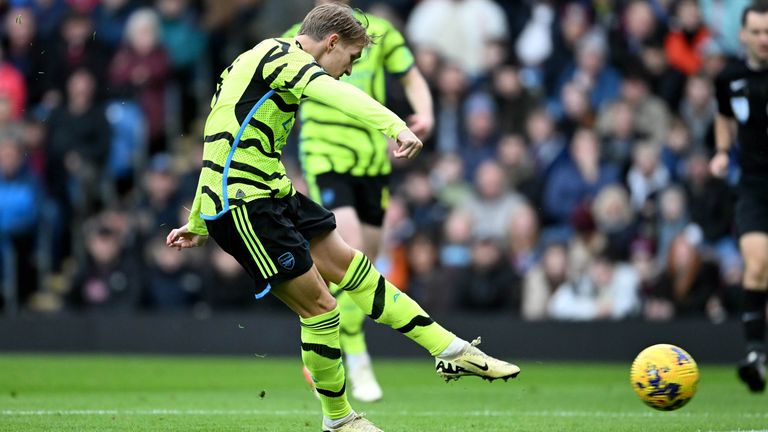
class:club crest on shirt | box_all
[278,252,295,270]
[321,189,335,207]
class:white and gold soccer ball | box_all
[630,344,699,411]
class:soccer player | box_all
[283,0,434,403]
[711,2,768,393]
[166,4,519,431]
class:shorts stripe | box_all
[239,207,278,275]
[232,207,271,279]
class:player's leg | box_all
[208,202,379,431]
[309,226,520,382]
[309,173,383,401]
[738,232,768,392]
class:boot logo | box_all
[436,360,466,375]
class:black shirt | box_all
[715,59,768,178]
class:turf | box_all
[0,355,765,432]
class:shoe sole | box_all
[439,370,520,383]
[737,364,766,393]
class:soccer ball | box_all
[630,344,699,411]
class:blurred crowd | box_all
[0,0,751,322]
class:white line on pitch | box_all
[2,410,768,419]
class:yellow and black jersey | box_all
[284,13,415,178]
[188,38,408,236]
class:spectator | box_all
[525,107,567,181]
[439,209,473,270]
[679,73,716,150]
[4,7,47,106]
[492,63,540,136]
[506,203,541,276]
[496,134,536,198]
[626,143,671,211]
[400,170,448,235]
[664,0,710,76]
[660,118,693,181]
[405,232,454,313]
[452,236,520,312]
[433,63,467,154]
[598,100,640,171]
[548,251,640,321]
[556,82,595,140]
[523,241,568,321]
[592,185,638,262]
[42,11,111,102]
[598,71,671,146]
[656,186,691,266]
[542,128,619,227]
[92,0,137,50]
[67,219,141,311]
[136,153,181,237]
[0,133,41,306]
[108,8,170,154]
[542,2,594,96]
[46,68,111,215]
[0,46,27,120]
[143,233,202,309]
[644,233,720,320]
[461,160,526,243]
[515,1,555,73]
[459,92,499,179]
[430,153,472,208]
[608,0,665,75]
[550,30,622,120]
[156,0,208,134]
[407,0,508,77]
[203,245,259,310]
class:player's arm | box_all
[167,189,209,250]
[303,75,421,159]
[399,67,434,140]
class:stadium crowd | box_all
[0,0,752,322]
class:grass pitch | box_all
[0,354,766,431]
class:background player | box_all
[711,1,768,393]
[167,4,519,431]
[284,0,434,403]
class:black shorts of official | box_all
[736,176,768,238]
[204,192,336,293]
[308,172,389,227]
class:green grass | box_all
[0,355,765,431]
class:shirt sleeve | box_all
[714,72,734,118]
[381,23,414,76]
[262,46,329,100]
[303,74,408,139]
[187,186,209,236]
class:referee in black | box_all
[711,1,768,393]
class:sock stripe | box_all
[368,276,386,320]
[300,312,340,329]
[395,315,434,334]
[345,257,372,292]
[341,255,368,290]
[301,342,342,360]
[316,381,346,398]
[301,319,340,331]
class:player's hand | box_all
[709,151,729,178]
[394,129,423,159]
[407,113,434,141]
[166,224,208,250]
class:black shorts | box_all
[204,192,336,293]
[308,172,389,227]
[736,176,768,237]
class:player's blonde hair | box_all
[298,3,372,47]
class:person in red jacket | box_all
[665,0,712,75]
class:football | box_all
[630,344,700,411]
